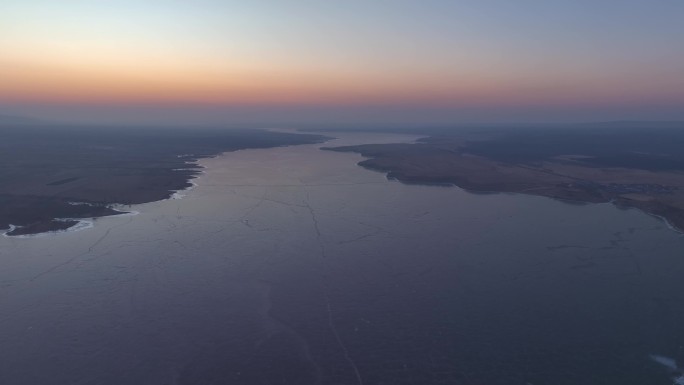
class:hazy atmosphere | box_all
[2,2,684,385]
[2,0,683,125]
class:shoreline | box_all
[325,144,684,235]
[2,206,142,239]
[1,155,204,238]
[386,164,684,234]
[0,128,329,237]
[2,219,94,238]
[645,212,684,235]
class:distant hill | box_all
[0,114,40,125]
[577,121,684,129]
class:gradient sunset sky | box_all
[1,1,683,126]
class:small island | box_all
[325,123,684,232]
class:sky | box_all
[1,0,683,126]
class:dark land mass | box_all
[6,219,80,236]
[0,124,328,235]
[324,122,684,232]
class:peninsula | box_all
[0,124,327,236]
[325,123,684,232]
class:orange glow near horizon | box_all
[0,57,684,110]
[0,52,500,106]
[2,28,681,111]
[1,1,683,123]
[3,49,681,109]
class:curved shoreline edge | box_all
[324,144,684,235]
[0,129,330,238]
